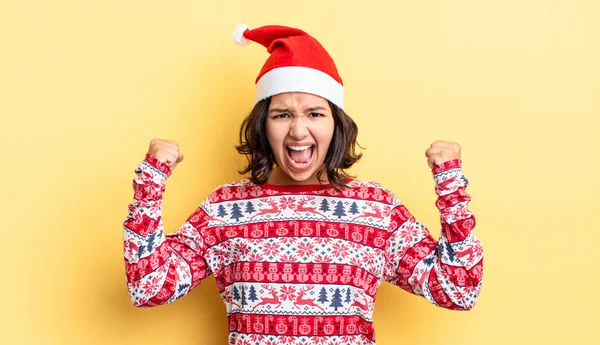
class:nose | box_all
[289,116,309,139]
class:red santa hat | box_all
[233,24,345,109]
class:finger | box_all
[431,141,461,154]
[157,148,180,165]
[428,155,442,169]
[428,158,435,169]
[167,159,179,170]
[430,142,458,152]
[166,150,184,169]
[160,142,180,151]
[430,140,453,147]
[164,139,179,146]
[428,152,451,167]
[425,147,444,158]
[428,156,441,169]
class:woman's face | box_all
[266,92,335,185]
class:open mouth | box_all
[286,145,314,170]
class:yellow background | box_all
[1,0,598,344]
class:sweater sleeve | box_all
[382,159,483,310]
[122,153,212,307]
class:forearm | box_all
[386,160,483,310]
[427,160,482,309]
[122,154,205,307]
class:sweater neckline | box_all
[252,178,355,193]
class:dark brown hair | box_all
[235,97,363,192]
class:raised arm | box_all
[383,142,483,310]
[122,146,212,307]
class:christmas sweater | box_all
[123,153,483,345]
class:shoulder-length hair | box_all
[235,96,363,192]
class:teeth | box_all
[287,145,312,151]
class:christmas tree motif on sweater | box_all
[329,288,344,311]
[319,199,330,213]
[317,287,328,304]
[244,201,256,215]
[139,231,158,256]
[444,241,456,262]
[217,204,228,217]
[349,201,360,215]
[233,285,241,301]
[332,201,347,219]
[177,283,190,295]
[240,285,247,307]
[248,285,258,303]
[345,287,352,303]
[229,203,244,222]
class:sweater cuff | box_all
[432,159,468,196]
[143,153,172,177]
[431,159,462,174]
[133,153,172,187]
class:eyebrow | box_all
[268,106,329,114]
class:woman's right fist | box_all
[147,139,184,171]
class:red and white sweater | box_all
[123,153,483,345]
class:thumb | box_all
[177,152,184,163]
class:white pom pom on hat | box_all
[231,23,344,109]
[233,24,250,47]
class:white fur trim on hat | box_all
[255,66,344,109]
[233,24,250,47]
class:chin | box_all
[274,162,325,185]
[282,170,318,185]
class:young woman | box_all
[123,24,483,345]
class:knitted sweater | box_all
[123,153,483,345]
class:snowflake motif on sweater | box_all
[123,153,483,345]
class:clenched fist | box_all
[148,139,184,171]
[425,140,461,169]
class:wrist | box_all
[431,159,462,174]
[143,153,172,177]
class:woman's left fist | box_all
[425,140,461,169]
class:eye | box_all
[273,113,289,119]
[309,112,325,117]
